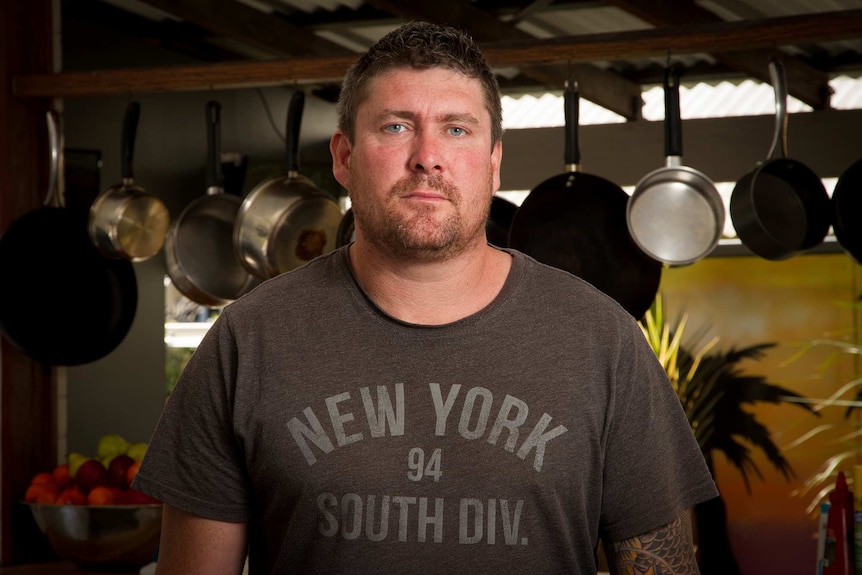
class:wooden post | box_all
[0,0,58,565]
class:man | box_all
[134,21,718,574]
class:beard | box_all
[350,171,493,260]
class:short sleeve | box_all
[599,320,718,542]
[132,312,250,522]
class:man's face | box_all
[331,67,502,260]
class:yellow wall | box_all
[660,253,861,575]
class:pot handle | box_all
[664,66,683,160]
[766,59,788,160]
[45,110,62,208]
[563,79,580,172]
[205,101,224,194]
[121,101,140,182]
[285,90,305,176]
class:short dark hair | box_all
[336,21,503,147]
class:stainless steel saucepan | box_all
[233,90,343,279]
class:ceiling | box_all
[56,0,862,120]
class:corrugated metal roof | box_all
[502,75,862,129]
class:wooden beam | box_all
[136,0,354,57]
[363,0,643,118]
[605,0,831,108]
[14,9,862,99]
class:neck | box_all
[348,240,512,325]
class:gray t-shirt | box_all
[134,247,717,574]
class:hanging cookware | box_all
[508,81,662,320]
[729,59,831,261]
[165,101,261,307]
[88,101,171,262]
[234,90,343,279]
[486,195,517,248]
[0,111,138,366]
[627,66,725,266]
[832,158,862,264]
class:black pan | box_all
[165,101,260,306]
[486,195,517,248]
[730,59,831,261]
[0,111,137,366]
[508,81,662,319]
[832,158,862,264]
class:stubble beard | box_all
[351,172,492,261]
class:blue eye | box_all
[448,127,466,137]
[385,124,406,134]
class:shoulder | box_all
[214,248,352,338]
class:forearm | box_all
[606,509,700,575]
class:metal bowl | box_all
[25,502,162,572]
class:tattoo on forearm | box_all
[606,510,699,575]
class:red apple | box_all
[107,454,135,488]
[74,459,107,494]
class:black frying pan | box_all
[0,111,138,366]
[508,81,662,319]
[832,158,862,264]
[730,59,831,260]
[486,195,517,248]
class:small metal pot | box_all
[89,101,170,262]
[165,101,261,307]
[234,91,343,279]
[627,66,725,266]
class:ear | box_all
[330,130,352,189]
[490,140,503,193]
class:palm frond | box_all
[639,295,818,492]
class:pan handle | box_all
[45,110,62,208]
[205,101,224,193]
[285,90,305,176]
[766,59,789,160]
[563,80,580,172]
[121,101,140,183]
[663,66,683,161]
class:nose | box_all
[410,130,442,173]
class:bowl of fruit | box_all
[22,434,162,572]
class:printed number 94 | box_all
[407,447,442,482]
